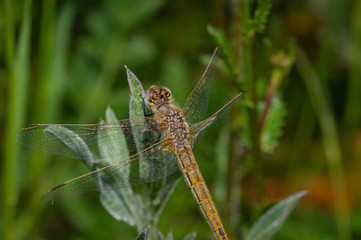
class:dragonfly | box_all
[16,45,244,240]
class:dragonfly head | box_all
[144,85,173,111]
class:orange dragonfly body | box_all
[16,46,244,240]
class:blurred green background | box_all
[1,0,361,239]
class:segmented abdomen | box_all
[174,141,228,240]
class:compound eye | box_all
[159,86,172,99]
[144,86,157,110]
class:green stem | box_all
[296,46,352,240]
[3,0,32,239]
[343,1,361,129]
[242,29,263,203]
[3,4,15,236]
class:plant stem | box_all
[3,0,15,237]
[242,26,264,204]
[3,0,32,239]
[296,46,352,240]
[343,1,361,129]
[258,82,275,133]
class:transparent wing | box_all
[41,139,179,200]
[182,45,221,124]
[15,117,166,162]
[189,91,245,147]
[33,88,243,201]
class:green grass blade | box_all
[46,3,75,121]
[296,46,352,240]
[18,1,57,238]
[2,0,32,239]
[343,1,361,128]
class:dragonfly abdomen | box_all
[174,141,228,240]
[158,104,228,239]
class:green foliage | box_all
[47,70,181,237]
[259,93,287,153]
[136,227,149,240]
[125,68,182,239]
[207,25,243,89]
[245,191,307,240]
[243,0,272,37]
[3,0,32,239]
[165,231,174,240]
[1,0,357,239]
[72,0,167,121]
[99,107,146,230]
[182,232,197,240]
[137,228,197,240]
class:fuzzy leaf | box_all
[126,66,146,183]
[43,126,96,169]
[183,232,197,240]
[245,191,307,240]
[151,157,181,221]
[207,25,242,88]
[98,106,146,229]
[165,231,174,240]
[100,189,137,225]
[136,227,149,240]
[125,67,181,231]
[260,93,287,153]
[126,66,145,133]
[243,0,272,36]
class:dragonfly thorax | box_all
[144,85,173,111]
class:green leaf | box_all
[151,160,181,222]
[44,126,95,169]
[245,191,307,240]
[126,65,146,151]
[126,66,151,183]
[260,93,287,153]
[4,0,32,239]
[99,189,138,226]
[136,227,149,240]
[46,3,75,122]
[98,106,146,230]
[243,0,272,36]
[165,231,174,240]
[125,67,181,233]
[126,66,145,121]
[207,25,242,89]
[98,106,130,165]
